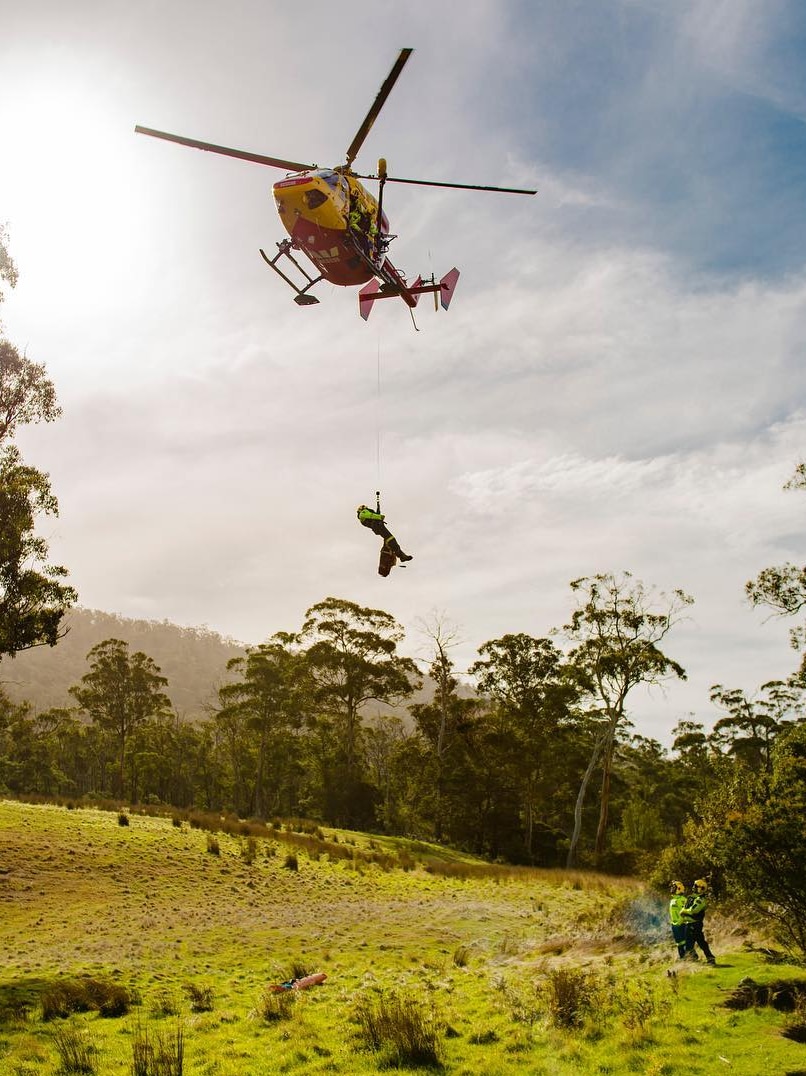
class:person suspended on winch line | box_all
[357,493,413,562]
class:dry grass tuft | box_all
[182,982,214,1013]
[257,988,296,1022]
[131,1020,184,1076]
[353,988,443,1067]
[51,1022,98,1074]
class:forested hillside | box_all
[0,608,246,719]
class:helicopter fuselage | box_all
[272,169,389,286]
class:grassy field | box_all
[1,800,804,1075]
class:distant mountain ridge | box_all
[0,608,246,718]
[0,607,475,722]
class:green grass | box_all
[1,799,804,1074]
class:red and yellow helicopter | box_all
[136,48,536,321]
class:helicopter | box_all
[135,48,536,321]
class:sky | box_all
[2,0,806,744]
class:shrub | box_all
[0,998,32,1025]
[51,1023,98,1074]
[618,980,661,1033]
[722,977,806,1011]
[453,944,472,968]
[784,994,806,1044]
[150,990,181,1017]
[241,837,257,864]
[495,974,542,1026]
[83,979,131,1018]
[354,989,443,1067]
[183,982,214,1013]
[257,988,295,1022]
[41,978,131,1021]
[42,982,94,1020]
[541,967,601,1029]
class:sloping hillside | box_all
[0,607,475,722]
[1,800,803,1075]
[0,608,246,719]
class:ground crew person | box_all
[681,878,716,964]
[357,494,413,562]
[668,880,688,959]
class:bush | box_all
[241,836,257,864]
[183,982,214,1013]
[541,967,601,1029]
[354,989,443,1067]
[42,982,94,1021]
[41,977,131,1021]
[84,979,131,1018]
[150,989,181,1017]
[257,988,295,1022]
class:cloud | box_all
[4,1,806,747]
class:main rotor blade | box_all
[344,47,413,168]
[134,126,315,173]
[354,172,537,195]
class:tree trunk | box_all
[566,734,605,868]
[594,733,616,856]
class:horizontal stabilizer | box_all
[359,278,381,321]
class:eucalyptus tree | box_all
[0,339,61,444]
[363,712,410,831]
[564,571,692,865]
[709,679,805,773]
[301,597,420,824]
[69,639,172,798]
[216,632,310,818]
[469,632,580,860]
[0,446,76,658]
[0,230,73,659]
[747,463,806,679]
[0,223,18,307]
[691,722,806,956]
[409,614,479,841]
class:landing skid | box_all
[260,241,322,305]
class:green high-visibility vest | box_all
[669,895,686,926]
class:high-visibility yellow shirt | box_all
[669,895,686,926]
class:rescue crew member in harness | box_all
[357,494,413,562]
[681,878,716,964]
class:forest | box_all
[2,227,806,960]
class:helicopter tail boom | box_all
[359,267,460,321]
